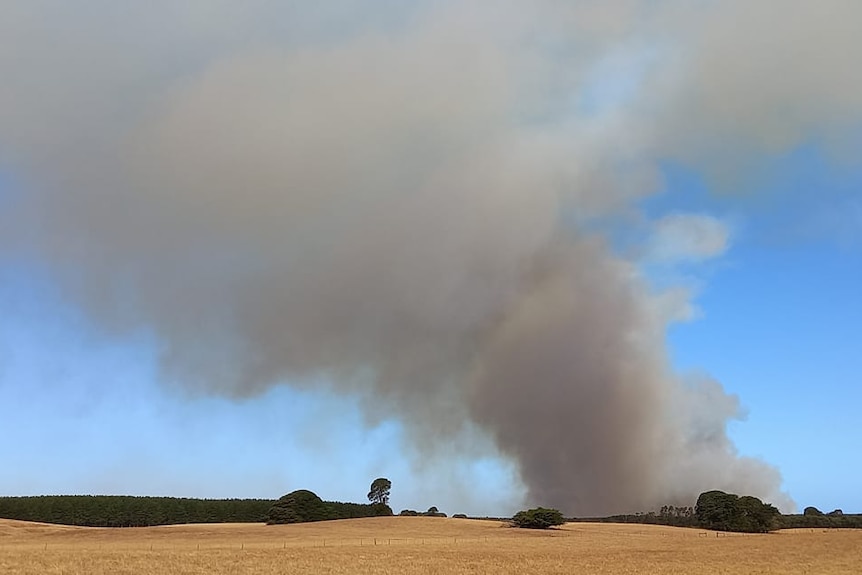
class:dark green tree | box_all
[736,496,779,533]
[367,478,392,506]
[695,490,779,533]
[512,507,565,529]
[266,490,330,524]
[695,490,740,531]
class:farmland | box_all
[2,517,860,574]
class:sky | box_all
[0,1,860,517]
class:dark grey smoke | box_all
[4,0,858,514]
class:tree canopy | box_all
[367,477,392,506]
[695,490,779,533]
[267,490,330,524]
[512,507,565,529]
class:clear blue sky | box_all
[0,2,860,517]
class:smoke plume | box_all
[3,0,860,514]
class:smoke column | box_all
[2,0,860,514]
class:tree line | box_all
[780,506,862,529]
[0,478,396,528]
[568,491,862,532]
[3,485,859,532]
[574,505,699,528]
[0,495,272,527]
[398,506,447,517]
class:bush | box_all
[512,507,565,529]
[452,513,468,519]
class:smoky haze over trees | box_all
[3,1,860,515]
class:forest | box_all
[0,495,272,527]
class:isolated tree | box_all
[512,507,565,529]
[367,478,392,506]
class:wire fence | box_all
[1,536,527,554]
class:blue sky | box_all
[656,154,862,514]
[1,2,861,517]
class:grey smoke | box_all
[646,214,730,263]
[3,0,859,514]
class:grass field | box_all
[1,516,860,574]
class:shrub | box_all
[512,507,565,529]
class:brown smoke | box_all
[3,0,860,514]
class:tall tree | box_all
[367,478,392,506]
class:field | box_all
[1,517,860,574]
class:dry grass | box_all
[1,517,860,574]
